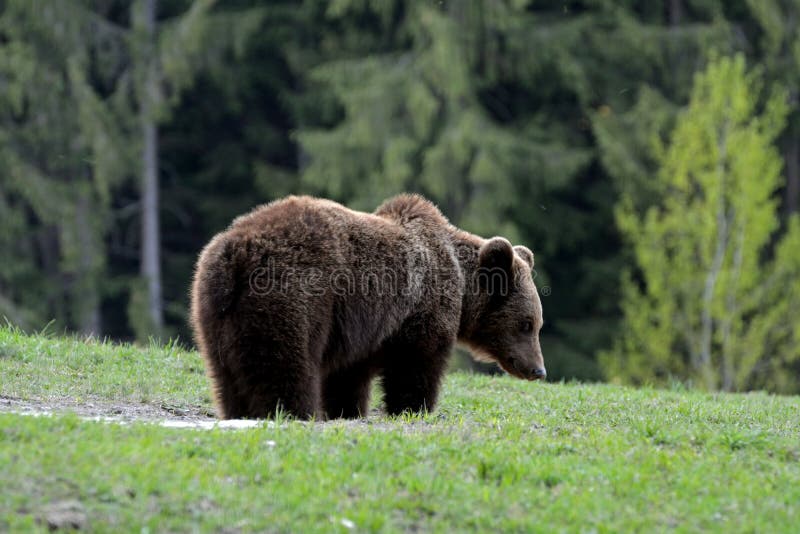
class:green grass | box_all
[0,325,208,406]
[1,326,799,532]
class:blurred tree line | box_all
[1,0,798,392]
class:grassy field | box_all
[1,326,798,532]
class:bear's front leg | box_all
[379,337,453,416]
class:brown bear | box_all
[190,194,545,420]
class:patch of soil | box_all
[37,500,88,531]
[0,395,455,432]
[0,394,215,423]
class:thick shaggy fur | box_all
[191,194,545,419]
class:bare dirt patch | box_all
[37,500,88,531]
[0,394,456,432]
[0,394,215,423]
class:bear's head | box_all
[461,237,546,381]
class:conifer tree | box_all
[0,1,130,333]
[0,0,257,338]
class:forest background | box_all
[2,0,799,392]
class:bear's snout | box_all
[510,357,547,381]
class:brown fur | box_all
[190,194,545,420]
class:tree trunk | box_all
[668,0,683,25]
[76,191,101,336]
[140,0,163,332]
[38,226,64,323]
[720,228,744,392]
[668,0,683,86]
[699,203,727,390]
[698,124,730,390]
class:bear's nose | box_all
[532,368,547,380]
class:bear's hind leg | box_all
[213,329,321,420]
[209,363,248,419]
[322,361,374,419]
[235,355,321,420]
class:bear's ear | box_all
[478,237,514,274]
[514,245,534,270]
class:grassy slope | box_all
[1,326,799,532]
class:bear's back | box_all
[224,195,455,273]
[224,196,411,272]
[231,194,450,235]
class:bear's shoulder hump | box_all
[374,194,449,226]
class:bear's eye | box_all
[521,320,534,333]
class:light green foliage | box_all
[606,55,800,392]
[0,327,799,532]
